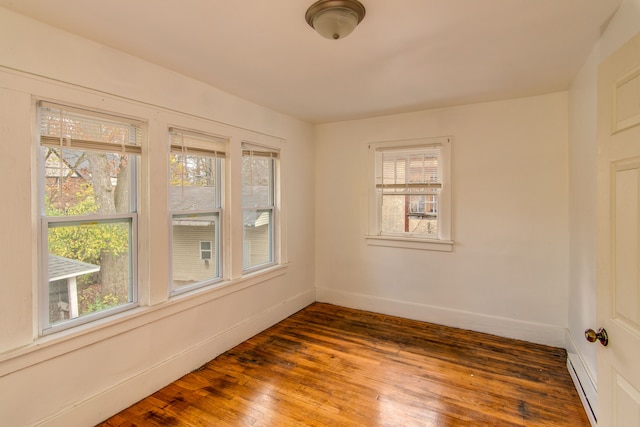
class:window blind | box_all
[169,128,227,157]
[375,145,441,194]
[242,142,279,158]
[39,101,143,154]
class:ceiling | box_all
[0,0,622,123]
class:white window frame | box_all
[366,137,453,252]
[38,101,142,335]
[168,127,226,295]
[241,142,279,273]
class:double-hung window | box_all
[241,143,278,272]
[38,102,142,334]
[169,128,225,293]
[367,137,452,251]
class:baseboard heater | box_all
[567,353,597,426]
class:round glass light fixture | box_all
[305,0,366,40]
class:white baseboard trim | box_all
[316,287,567,347]
[566,331,598,426]
[36,289,315,427]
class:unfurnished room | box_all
[1,1,640,426]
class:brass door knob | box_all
[585,328,608,346]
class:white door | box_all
[596,31,640,426]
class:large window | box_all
[39,102,142,334]
[242,143,278,272]
[169,128,225,293]
[367,137,452,251]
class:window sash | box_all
[171,211,222,293]
[242,151,276,208]
[40,214,138,335]
[42,147,139,216]
[169,156,223,212]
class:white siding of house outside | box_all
[244,224,270,267]
[172,225,216,283]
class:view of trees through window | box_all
[39,106,280,330]
[40,105,138,327]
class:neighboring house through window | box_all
[39,101,142,334]
[242,142,278,272]
[367,137,452,252]
[169,128,226,293]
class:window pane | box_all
[243,209,273,270]
[172,213,219,288]
[377,147,440,186]
[47,219,133,326]
[242,155,273,208]
[44,147,134,216]
[381,194,438,236]
[39,103,142,147]
[169,153,219,211]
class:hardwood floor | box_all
[97,303,590,426]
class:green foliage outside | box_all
[78,284,120,314]
[47,185,128,315]
[47,186,129,266]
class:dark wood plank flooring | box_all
[97,303,590,426]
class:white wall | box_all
[0,8,315,427]
[567,0,640,412]
[315,93,570,346]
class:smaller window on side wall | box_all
[169,128,226,294]
[241,142,279,272]
[366,137,453,252]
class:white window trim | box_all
[16,71,291,346]
[241,141,280,273]
[366,137,453,252]
[38,101,144,335]
[167,126,229,297]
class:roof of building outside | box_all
[48,254,100,282]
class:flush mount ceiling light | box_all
[305,0,366,40]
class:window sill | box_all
[365,235,454,252]
[0,264,288,376]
